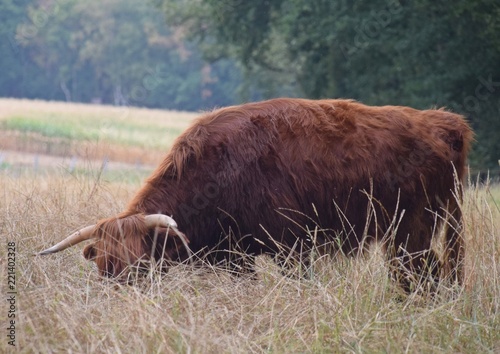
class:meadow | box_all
[1,99,499,353]
[0,98,196,166]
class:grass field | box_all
[0,98,197,166]
[1,99,500,353]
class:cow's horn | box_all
[144,214,178,229]
[37,224,96,255]
[37,214,178,256]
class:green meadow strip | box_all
[1,114,184,149]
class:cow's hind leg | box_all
[388,213,441,293]
[390,247,440,293]
[442,202,464,285]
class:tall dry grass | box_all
[1,170,499,353]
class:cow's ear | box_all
[83,244,97,260]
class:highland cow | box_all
[39,98,473,291]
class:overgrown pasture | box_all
[1,99,499,353]
[0,98,196,166]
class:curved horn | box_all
[144,214,178,229]
[145,214,189,246]
[37,225,96,255]
[37,214,179,256]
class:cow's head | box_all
[38,214,190,280]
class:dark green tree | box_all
[160,0,500,170]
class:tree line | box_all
[160,0,500,171]
[1,0,255,111]
[1,0,499,171]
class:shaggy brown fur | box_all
[82,98,473,289]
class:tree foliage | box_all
[0,0,37,98]
[161,0,500,170]
[1,0,246,111]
